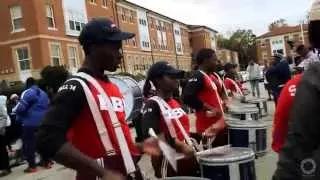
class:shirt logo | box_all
[98,95,124,112]
[58,84,77,92]
[288,85,297,97]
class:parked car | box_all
[238,71,249,82]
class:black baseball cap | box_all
[79,18,135,45]
[147,61,185,79]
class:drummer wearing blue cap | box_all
[140,61,198,178]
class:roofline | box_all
[119,0,189,26]
[257,25,309,39]
[188,25,218,33]
[119,0,218,33]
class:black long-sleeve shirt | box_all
[36,69,108,158]
[182,71,205,110]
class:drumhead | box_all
[109,76,143,123]
[227,120,267,128]
[199,147,255,164]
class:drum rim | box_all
[227,121,268,128]
[199,157,255,166]
[198,147,255,164]
[246,98,268,103]
[228,108,259,114]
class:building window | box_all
[16,47,31,71]
[142,41,150,48]
[10,6,23,32]
[50,43,62,66]
[132,37,137,47]
[139,19,147,26]
[68,46,78,68]
[129,10,134,23]
[88,0,96,4]
[46,5,55,29]
[174,30,180,36]
[176,43,182,52]
[102,0,108,7]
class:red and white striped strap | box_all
[199,71,224,114]
[75,72,136,175]
[213,72,228,97]
[149,96,193,146]
[67,78,115,155]
[226,78,243,96]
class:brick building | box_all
[0,0,217,83]
[256,24,309,65]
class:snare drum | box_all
[245,98,268,117]
[199,147,256,180]
[228,106,259,121]
[227,121,268,157]
[109,76,143,123]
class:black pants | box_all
[0,134,10,171]
[22,126,38,168]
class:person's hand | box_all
[142,137,161,156]
[102,170,126,180]
[203,103,222,118]
[180,144,195,158]
[204,125,219,138]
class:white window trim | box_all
[48,42,63,66]
[10,6,25,33]
[67,44,80,69]
[102,0,108,8]
[11,43,32,72]
[88,0,97,5]
[46,5,56,30]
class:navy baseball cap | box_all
[79,18,135,45]
[147,61,185,79]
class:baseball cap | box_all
[147,61,185,79]
[79,18,135,45]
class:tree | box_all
[269,18,288,31]
[218,29,257,69]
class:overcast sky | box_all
[128,0,313,36]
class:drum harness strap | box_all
[149,96,193,147]
[225,77,244,96]
[213,72,229,98]
[199,71,226,149]
[70,72,137,179]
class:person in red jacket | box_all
[182,48,227,148]
[223,63,244,97]
[37,18,159,180]
[140,61,197,178]
[272,70,303,153]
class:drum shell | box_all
[227,122,268,157]
[199,147,256,180]
[109,76,143,123]
[245,98,268,117]
[228,107,260,121]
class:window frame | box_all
[67,45,79,69]
[14,45,32,71]
[102,0,108,8]
[49,42,63,67]
[10,5,25,33]
[46,4,56,30]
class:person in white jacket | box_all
[0,95,11,177]
[247,60,261,97]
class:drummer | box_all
[36,18,159,180]
[140,61,197,178]
[182,48,227,148]
[223,63,244,97]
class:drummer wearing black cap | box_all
[37,18,159,180]
[140,61,197,178]
[182,48,227,148]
